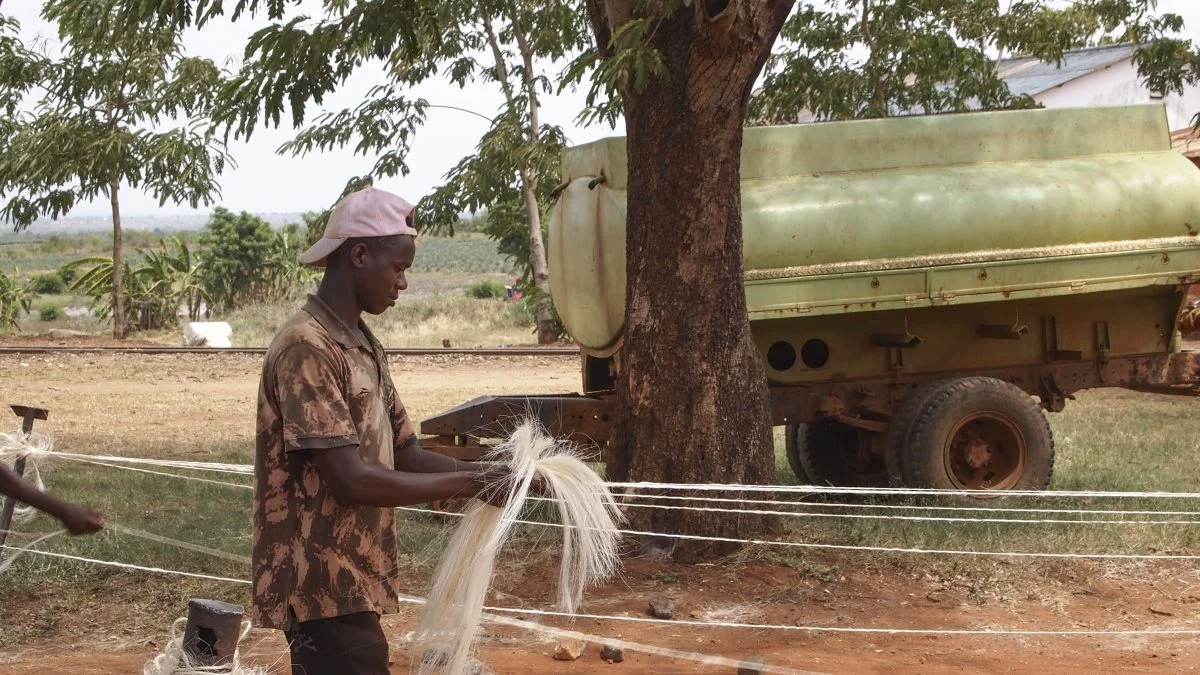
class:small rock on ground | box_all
[553,638,586,661]
[600,645,624,663]
[648,596,675,620]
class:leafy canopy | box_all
[750,0,1200,124]
[0,2,234,230]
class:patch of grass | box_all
[38,303,62,322]
[650,570,680,583]
[224,288,536,348]
[758,389,1200,583]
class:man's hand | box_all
[470,465,515,508]
[58,505,104,535]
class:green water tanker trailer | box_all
[420,103,1200,493]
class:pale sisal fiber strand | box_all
[0,430,56,526]
[143,617,266,675]
[410,420,623,675]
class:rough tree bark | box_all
[587,0,794,562]
[483,10,558,345]
[108,178,126,339]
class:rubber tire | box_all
[883,380,954,487]
[786,421,888,488]
[784,423,815,484]
[906,377,1055,492]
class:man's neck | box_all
[315,276,363,331]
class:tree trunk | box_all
[589,1,794,562]
[109,179,126,339]
[485,9,557,344]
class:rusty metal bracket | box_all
[833,415,890,434]
[978,324,1029,340]
[587,174,607,190]
[0,405,50,553]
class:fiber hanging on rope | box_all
[410,419,624,675]
[0,430,55,526]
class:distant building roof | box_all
[995,43,1137,97]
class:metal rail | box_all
[0,345,580,357]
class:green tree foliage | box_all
[198,208,315,313]
[750,1,1200,124]
[29,272,66,295]
[0,4,232,339]
[99,0,587,345]
[0,267,33,329]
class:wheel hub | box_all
[944,412,1027,490]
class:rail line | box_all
[0,345,580,357]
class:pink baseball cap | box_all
[298,186,420,267]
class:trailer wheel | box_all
[906,377,1054,492]
[883,381,951,487]
[785,422,888,487]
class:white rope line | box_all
[0,546,250,584]
[8,546,1200,638]
[70,457,254,490]
[623,493,1200,518]
[395,505,1200,560]
[608,481,1200,499]
[21,441,1200,499]
[595,498,1200,526]
[52,448,1200,554]
[48,456,1200,556]
[51,452,253,476]
[52,451,1200,513]
[69,454,1200,522]
[480,605,1200,636]
[107,524,251,566]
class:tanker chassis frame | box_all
[419,280,1200,491]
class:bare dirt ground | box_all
[1,352,1199,674]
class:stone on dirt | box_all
[600,644,624,663]
[648,596,675,620]
[553,638,586,661]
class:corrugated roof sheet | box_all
[996,43,1136,97]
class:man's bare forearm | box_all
[0,463,71,521]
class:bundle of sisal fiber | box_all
[0,430,54,526]
[410,420,624,674]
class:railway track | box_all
[0,345,580,357]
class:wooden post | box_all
[182,598,245,667]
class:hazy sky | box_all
[5,1,1200,218]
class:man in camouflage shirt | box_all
[253,187,509,674]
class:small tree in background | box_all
[0,2,231,338]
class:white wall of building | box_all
[1033,57,1200,131]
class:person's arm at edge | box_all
[0,463,104,534]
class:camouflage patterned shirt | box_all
[251,294,416,630]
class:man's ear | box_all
[348,242,370,268]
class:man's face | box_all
[352,235,416,315]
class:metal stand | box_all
[0,404,49,552]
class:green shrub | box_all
[465,279,507,299]
[57,264,77,286]
[39,303,62,322]
[30,272,66,294]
